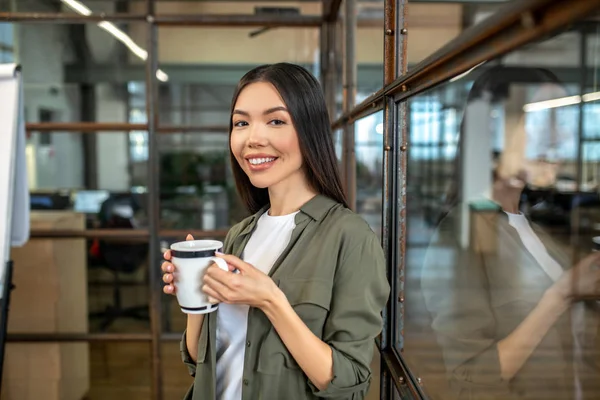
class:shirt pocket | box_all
[256,278,332,374]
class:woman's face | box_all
[230,82,305,190]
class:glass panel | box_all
[2,0,139,13]
[405,3,463,70]
[334,128,343,164]
[0,22,14,45]
[402,27,600,400]
[356,111,384,240]
[14,21,151,193]
[358,26,383,96]
[156,132,245,232]
[150,27,319,127]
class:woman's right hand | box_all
[552,251,600,302]
[162,234,194,295]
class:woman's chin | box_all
[248,177,272,189]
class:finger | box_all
[161,261,174,273]
[215,253,251,273]
[163,284,175,295]
[186,234,195,241]
[204,271,234,294]
[202,284,225,303]
[163,250,172,261]
[205,263,234,282]
[163,273,173,284]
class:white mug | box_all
[170,239,229,314]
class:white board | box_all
[0,63,29,299]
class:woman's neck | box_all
[267,175,317,216]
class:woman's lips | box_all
[246,157,278,171]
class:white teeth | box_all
[249,157,275,165]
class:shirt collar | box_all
[239,194,339,236]
[299,194,339,221]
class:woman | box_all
[161,63,390,400]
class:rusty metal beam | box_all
[323,0,342,22]
[157,125,229,133]
[0,12,322,27]
[25,123,230,134]
[342,0,356,211]
[6,332,183,342]
[0,12,146,23]
[0,11,379,27]
[26,122,146,132]
[29,229,228,240]
[155,14,322,27]
[381,349,423,399]
[7,333,152,342]
[331,0,600,130]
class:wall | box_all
[127,2,463,67]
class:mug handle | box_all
[211,257,229,271]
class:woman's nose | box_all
[247,125,267,147]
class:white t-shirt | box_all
[215,210,298,400]
[505,211,584,399]
[505,212,563,281]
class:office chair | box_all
[89,194,149,331]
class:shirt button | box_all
[243,379,249,386]
[246,341,251,347]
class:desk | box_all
[1,211,89,400]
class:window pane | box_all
[0,22,13,45]
[401,27,600,400]
[2,0,140,13]
[356,111,384,240]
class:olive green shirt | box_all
[179,195,390,400]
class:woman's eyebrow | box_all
[263,106,288,115]
[232,106,288,116]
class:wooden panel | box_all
[2,211,89,400]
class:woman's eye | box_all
[269,119,285,126]
[233,121,248,127]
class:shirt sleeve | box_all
[309,232,390,398]
[180,330,197,377]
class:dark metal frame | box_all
[1,0,600,399]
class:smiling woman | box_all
[160,63,390,400]
[230,82,306,196]
[228,64,348,215]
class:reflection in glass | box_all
[402,32,600,400]
[355,112,384,239]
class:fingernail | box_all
[215,251,224,255]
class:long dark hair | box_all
[228,63,348,214]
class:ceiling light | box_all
[523,91,600,112]
[61,0,168,82]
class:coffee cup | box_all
[170,239,229,314]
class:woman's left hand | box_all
[202,253,279,310]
